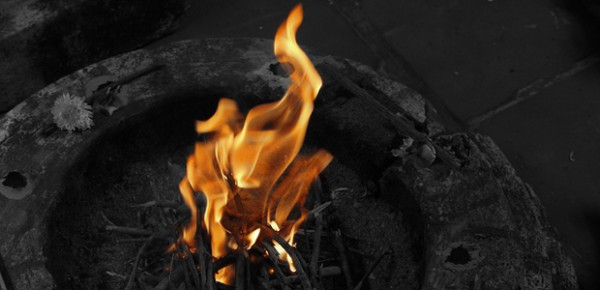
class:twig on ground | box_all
[283,266,342,284]
[167,253,175,283]
[295,229,329,237]
[183,260,192,289]
[245,257,252,290]
[321,64,460,168]
[85,63,165,105]
[310,208,324,280]
[310,177,325,286]
[352,250,390,290]
[153,266,184,290]
[467,49,600,128]
[117,238,151,243]
[106,225,152,236]
[308,201,332,220]
[235,254,246,290]
[334,230,354,290]
[347,247,365,256]
[124,236,153,290]
[106,271,127,279]
[100,211,117,226]
[132,200,179,209]
[148,183,170,227]
[319,266,342,277]
[310,214,326,290]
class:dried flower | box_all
[51,93,94,132]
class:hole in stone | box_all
[445,245,471,265]
[2,171,27,189]
[269,62,294,77]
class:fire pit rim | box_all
[0,37,428,289]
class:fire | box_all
[176,4,332,285]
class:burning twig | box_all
[206,255,217,290]
[106,225,153,236]
[195,233,208,288]
[262,241,292,290]
[351,250,390,290]
[183,245,201,289]
[321,64,461,168]
[124,236,154,290]
[273,235,312,290]
[213,253,237,273]
[235,254,246,290]
[334,230,354,290]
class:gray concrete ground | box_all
[152,0,600,288]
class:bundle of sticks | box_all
[104,179,383,290]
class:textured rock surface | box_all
[0,0,190,114]
[381,133,579,290]
[0,38,578,289]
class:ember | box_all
[173,4,332,285]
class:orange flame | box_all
[178,4,332,285]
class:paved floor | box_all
[152,0,600,288]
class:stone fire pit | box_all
[0,38,578,290]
